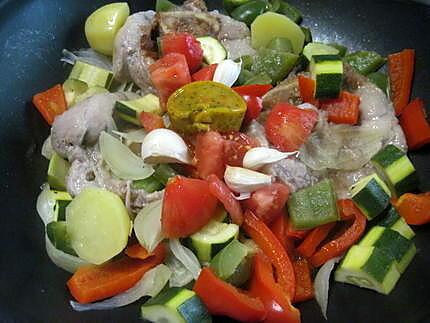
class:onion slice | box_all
[169,239,201,280]
[213,59,242,87]
[41,136,54,160]
[112,129,147,146]
[99,131,154,180]
[232,192,251,200]
[166,254,194,288]
[45,235,88,273]
[36,184,57,226]
[133,200,164,253]
[70,264,171,311]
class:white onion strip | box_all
[169,239,201,280]
[45,235,88,273]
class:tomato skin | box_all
[160,33,203,72]
[242,95,263,124]
[222,131,259,167]
[265,103,319,152]
[244,183,290,224]
[139,112,164,132]
[233,84,273,97]
[194,131,225,179]
[149,53,191,104]
[162,176,218,238]
[192,64,218,81]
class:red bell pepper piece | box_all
[310,200,367,267]
[296,222,336,258]
[388,49,415,116]
[32,84,67,125]
[249,253,301,323]
[233,84,273,97]
[392,192,430,225]
[298,75,320,107]
[399,98,430,150]
[243,210,296,299]
[192,64,218,81]
[269,212,295,256]
[285,215,309,240]
[233,85,272,124]
[320,91,361,125]
[292,257,314,303]
[139,112,165,132]
[193,267,266,322]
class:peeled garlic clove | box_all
[213,59,242,87]
[224,166,273,193]
[141,129,192,164]
[243,147,298,170]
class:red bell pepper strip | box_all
[292,257,314,303]
[269,212,294,256]
[310,200,367,267]
[320,91,361,125]
[298,75,320,107]
[125,243,152,260]
[388,49,415,116]
[32,84,67,125]
[392,192,430,225]
[399,98,430,150]
[192,64,218,81]
[243,210,296,299]
[286,215,309,240]
[296,222,336,258]
[249,253,301,323]
[233,84,273,97]
[193,267,266,322]
[233,85,272,124]
[207,174,244,225]
[139,112,165,132]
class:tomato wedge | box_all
[162,176,218,238]
[192,64,218,81]
[193,267,267,322]
[194,131,225,179]
[222,131,259,167]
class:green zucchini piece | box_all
[52,191,73,221]
[301,27,312,45]
[302,42,340,62]
[267,37,294,53]
[223,0,253,13]
[68,60,113,89]
[377,206,415,240]
[187,221,239,263]
[47,153,70,191]
[310,54,343,99]
[359,226,416,273]
[288,179,339,230]
[367,72,388,94]
[350,174,391,220]
[344,50,386,75]
[371,144,419,198]
[197,37,227,64]
[141,287,212,323]
[328,43,348,57]
[115,94,161,126]
[252,49,298,84]
[46,221,76,256]
[62,79,88,107]
[335,245,401,295]
[277,1,302,24]
[156,0,177,12]
[210,239,251,286]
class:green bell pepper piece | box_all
[267,37,294,53]
[231,0,269,26]
[367,72,389,94]
[156,0,176,12]
[328,43,348,57]
[244,72,273,85]
[301,27,313,45]
[223,0,253,13]
[252,49,299,84]
[344,50,386,75]
[278,1,302,24]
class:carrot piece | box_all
[125,243,153,260]
[298,75,320,107]
[320,91,361,125]
[67,243,165,304]
[388,49,415,116]
[32,84,67,125]
[292,257,314,303]
[399,98,430,150]
[296,222,336,258]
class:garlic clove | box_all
[213,59,242,87]
[243,147,298,170]
[224,166,273,193]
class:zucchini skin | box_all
[352,178,390,220]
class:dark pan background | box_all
[0,0,429,322]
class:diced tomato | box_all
[298,75,320,107]
[320,91,360,125]
[194,131,225,179]
[160,33,203,72]
[192,64,218,81]
[265,103,319,152]
[242,95,264,124]
[222,131,259,167]
[233,84,273,97]
[244,183,290,224]
[139,112,164,132]
[149,53,191,105]
[162,176,218,238]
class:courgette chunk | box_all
[68,60,113,89]
[377,206,415,240]
[310,54,343,99]
[197,37,227,64]
[47,153,70,191]
[302,42,340,62]
[115,94,161,126]
[52,190,73,221]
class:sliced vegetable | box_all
[359,226,416,273]
[231,0,269,26]
[296,222,336,258]
[169,239,201,280]
[371,144,419,198]
[269,212,294,253]
[193,267,266,322]
[192,64,218,82]
[310,199,367,267]
[125,244,152,261]
[267,37,293,53]
[310,54,343,99]
[47,152,70,191]
[84,2,129,56]
[99,131,154,180]
[167,81,246,134]
[66,187,131,265]
[160,33,203,72]
[224,166,273,193]
[320,91,361,125]
[350,173,391,220]
[302,42,339,62]
[265,103,319,152]
[388,49,415,115]
[328,43,347,57]
[288,179,339,230]
[153,164,178,185]
[251,12,305,54]
[301,27,312,45]
[62,79,89,107]
[252,49,299,84]
[335,245,400,295]
[162,176,218,238]
[243,147,295,170]
[141,287,211,323]
[139,112,165,132]
[393,192,430,225]
[367,72,389,94]
[115,94,161,125]
[69,60,113,88]
[286,215,309,240]
[233,84,273,97]
[213,59,242,87]
[399,98,430,150]
[67,244,166,304]
[37,184,72,225]
[134,200,164,253]
[132,175,164,193]
[344,50,386,76]
[46,221,76,256]
[195,131,226,180]
[166,254,194,288]
[187,221,239,263]
[45,235,88,273]
[197,37,227,64]
[314,257,340,319]
[377,206,415,239]
[32,84,67,125]
[244,72,273,85]
[298,75,319,107]
[293,257,314,303]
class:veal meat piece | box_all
[158,11,220,37]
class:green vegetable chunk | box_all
[367,72,389,94]
[47,153,70,191]
[197,37,227,64]
[277,1,302,24]
[288,179,339,230]
[244,72,273,85]
[344,50,386,75]
[132,176,164,193]
[302,42,340,62]
[310,54,343,99]
[301,27,313,45]
[52,190,73,221]
[223,0,253,13]
[115,94,161,125]
[377,206,415,240]
[252,49,298,84]
[156,0,177,12]
[267,37,294,53]
[69,60,113,89]
[231,0,269,26]
[328,43,348,57]
[46,221,77,256]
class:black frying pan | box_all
[0,0,429,322]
